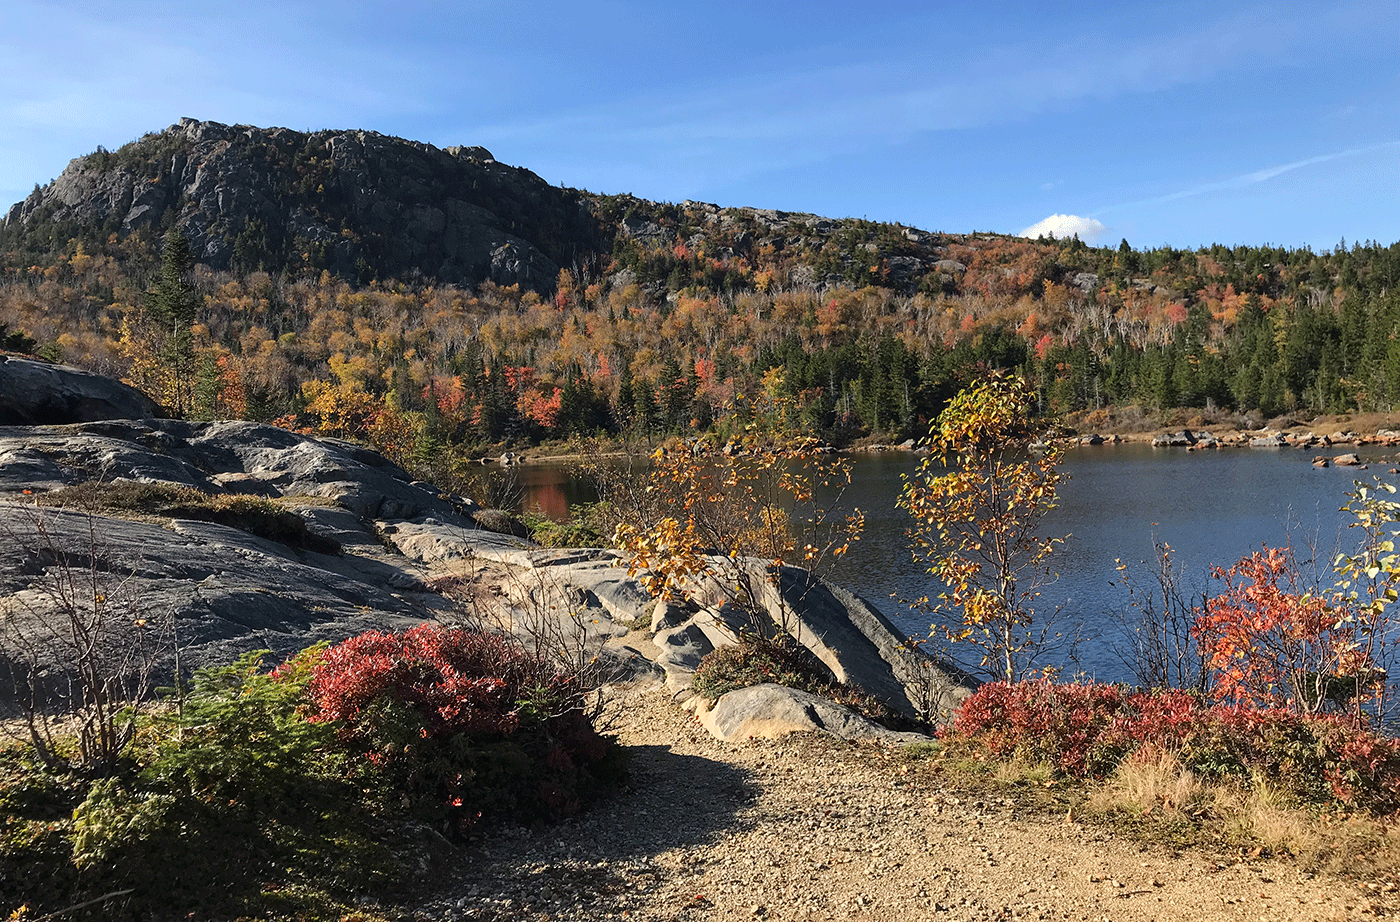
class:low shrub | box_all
[522,512,606,548]
[305,624,626,833]
[949,679,1139,777]
[520,502,614,548]
[0,647,390,921]
[948,679,1400,815]
[0,627,625,920]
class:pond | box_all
[513,443,1399,684]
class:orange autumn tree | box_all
[1194,480,1399,726]
[1195,546,1340,713]
[900,372,1066,682]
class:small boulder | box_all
[693,683,930,744]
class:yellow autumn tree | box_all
[900,372,1067,681]
[614,367,863,630]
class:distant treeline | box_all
[4,190,1400,478]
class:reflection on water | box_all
[514,463,599,520]
[518,443,1398,683]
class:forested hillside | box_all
[3,119,1400,483]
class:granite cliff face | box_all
[2,119,966,296]
[2,118,603,290]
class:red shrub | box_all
[950,679,1134,776]
[948,679,1400,814]
[305,624,575,742]
[300,625,620,832]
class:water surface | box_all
[518,443,1397,682]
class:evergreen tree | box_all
[122,227,201,415]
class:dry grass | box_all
[1086,748,1212,818]
[991,752,1055,787]
[915,739,1400,885]
[1076,746,1400,881]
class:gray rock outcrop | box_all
[4,119,603,290]
[655,558,973,723]
[4,121,973,299]
[0,502,435,676]
[0,356,161,424]
[0,415,968,739]
[1151,430,1216,448]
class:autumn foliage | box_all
[901,372,1066,681]
[304,624,622,830]
[950,679,1400,815]
[614,368,863,626]
[1193,546,1379,715]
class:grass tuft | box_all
[33,482,341,554]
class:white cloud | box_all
[1019,214,1107,242]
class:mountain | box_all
[8,118,1400,445]
[2,117,604,290]
[0,118,964,295]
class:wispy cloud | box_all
[466,10,1310,195]
[1094,141,1400,216]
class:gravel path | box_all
[413,683,1392,922]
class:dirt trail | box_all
[417,684,1392,922]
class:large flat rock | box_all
[0,502,439,708]
[0,356,161,425]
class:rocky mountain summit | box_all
[3,118,603,290]
[2,118,967,296]
[0,358,968,741]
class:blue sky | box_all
[2,0,1397,251]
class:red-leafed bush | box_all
[948,679,1400,815]
[303,625,624,834]
[950,679,1135,776]
[1192,545,1381,715]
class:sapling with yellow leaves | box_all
[900,372,1066,682]
[614,367,863,634]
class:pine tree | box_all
[126,227,201,415]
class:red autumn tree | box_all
[1194,546,1377,716]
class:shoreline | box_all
[491,409,1400,467]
